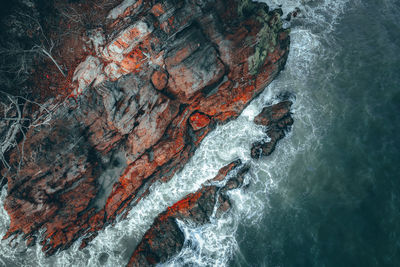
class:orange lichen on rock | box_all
[119,47,145,72]
[151,3,165,17]
[159,191,203,221]
[103,21,152,60]
[189,112,211,131]
[107,0,144,20]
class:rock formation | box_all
[251,100,294,158]
[1,0,290,255]
[127,100,294,266]
[127,160,248,266]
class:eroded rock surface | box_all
[127,160,249,267]
[251,100,294,158]
[2,0,290,255]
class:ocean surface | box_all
[1,0,399,266]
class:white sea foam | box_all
[0,0,349,266]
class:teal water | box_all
[234,0,400,266]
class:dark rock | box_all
[127,160,249,267]
[251,100,294,158]
[128,97,295,265]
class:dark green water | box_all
[235,0,400,266]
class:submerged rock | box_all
[1,0,290,255]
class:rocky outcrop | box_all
[127,160,249,266]
[251,100,294,158]
[1,0,290,255]
[127,99,295,266]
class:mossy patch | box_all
[248,9,287,75]
[238,0,256,17]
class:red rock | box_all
[151,70,168,90]
[189,112,210,131]
[1,0,290,255]
[254,100,293,126]
[150,3,165,17]
[251,100,294,158]
[165,26,226,102]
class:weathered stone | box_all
[1,0,290,255]
[151,70,168,90]
[127,160,248,267]
[107,0,144,20]
[73,56,104,94]
[165,26,225,102]
[189,112,210,131]
[251,100,294,158]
